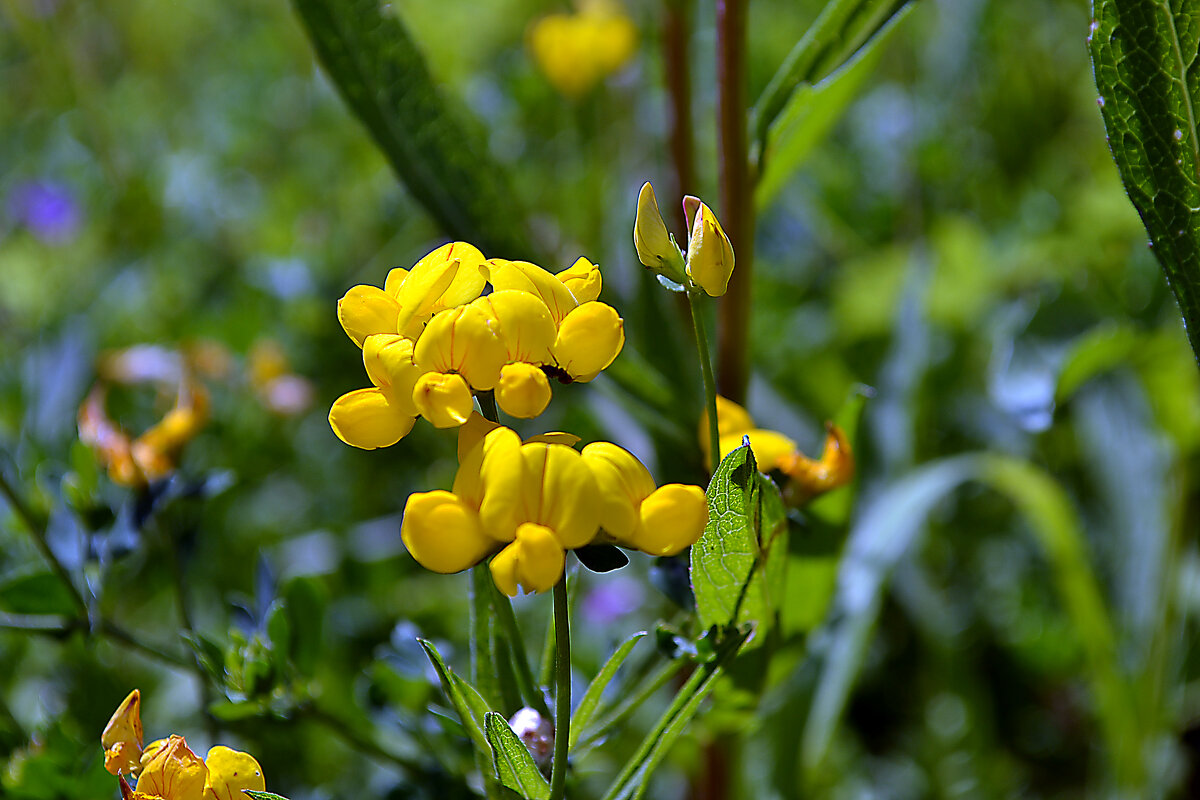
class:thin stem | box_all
[0,468,88,617]
[98,620,191,669]
[492,581,550,717]
[689,290,722,470]
[715,0,754,403]
[663,0,697,237]
[549,577,571,800]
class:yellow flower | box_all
[633,182,686,282]
[553,301,625,382]
[491,523,566,596]
[528,1,637,98]
[685,201,735,297]
[329,334,424,448]
[704,396,854,505]
[581,442,708,556]
[102,689,143,776]
[413,304,508,391]
[496,362,552,418]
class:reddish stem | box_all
[663,0,697,239]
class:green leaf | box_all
[569,631,646,750]
[290,0,536,258]
[0,569,78,616]
[419,638,495,759]
[755,13,902,209]
[245,792,293,800]
[690,445,788,642]
[484,712,551,800]
[801,454,1140,788]
[282,576,326,677]
[751,0,915,152]
[1055,324,1140,403]
[1091,0,1200,364]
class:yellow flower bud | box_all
[202,745,265,800]
[411,372,474,428]
[490,523,566,596]
[553,302,624,382]
[636,483,708,556]
[102,690,143,776]
[685,202,735,297]
[496,363,552,419]
[138,736,207,800]
[557,256,603,303]
[401,490,498,573]
[634,182,686,282]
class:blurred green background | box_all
[2,0,1198,797]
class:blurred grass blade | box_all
[484,712,551,800]
[569,631,646,750]
[802,454,1141,789]
[419,638,494,759]
[751,0,914,155]
[1090,1,1200,364]
[1054,324,1140,404]
[690,444,788,643]
[755,12,904,209]
[291,0,535,258]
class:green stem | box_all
[97,620,191,668]
[0,468,88,617]
[689,290,722,470]
[550,577,571,800]
[492,581,549,717]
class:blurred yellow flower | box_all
[102,691,266,800]
[528,1,637,98]
[703,396,854,504]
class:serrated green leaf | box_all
[569,631,646,750]
[245,791,293,800]
[689,445,788,643]
[290,0,536,259]
[1091,0,1200,364]
[419,638,494,759]
[751,0,915,153]
[484,712,551,800]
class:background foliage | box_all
[2,0,1199,797]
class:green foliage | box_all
[569,631,646,751]
[1091,0,1200,362]
[484,712,551,800]
[420,638,496,760]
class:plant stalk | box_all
[492,581,550,717]
[689,290,722,470]
[550,577,571,800]
[715,0,754,404]
[0,468,89,617]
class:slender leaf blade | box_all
[419,638,494,758]
[484,712,551,800]
[291,0,535,258]
[569,631,647,750]
[1090,0,1200,363]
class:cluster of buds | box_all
[400,413,709,595]
[527,0,637,98]
[101,690,266,800]
[330,243,625,449]
[703,396,854,506]
[634,182,735,298]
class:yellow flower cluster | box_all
[330,242,625,449]
[528,0,637,98]
[102,690,266,800]
[401,413,709,595]
[703,396,855,505]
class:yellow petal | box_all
[685,202,735,297]
[780,423,855,503]
[102,690,144,776]
[393,243,486,334]
[553,302,624,382]
[457,411,502,464]
[590,8,637,73]
[518,443,601,548]
[138,736,208,800]
[401,490,498,573]
[496,363,552,419]
[557,257,603,303]
[411,372,475,428]
[363,334,424,417]
[414,306,507,390]
[139,738,170,777]
[524,432,581,447]
[473,290,557,364]
[329,388,416,449]
[413,241,488,309]
[633,182,685,280]
[476,427,528,539]
[383,267,409,296]
[489,523,565,596]
[636,484,708,556]
[723,429,798,472]
[202,746,264,800]
[486,259,579,325]
[580,442,655,543]
[337,285,402,346]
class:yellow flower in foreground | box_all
[685,200,735,297]
[633,182,686,283]
[329,334,424,448]
[103,692,266,800]
[704,396,854,505]
[528,1,637,98]
[400,417,709,595]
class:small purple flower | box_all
[582,575,644,625]
[7,180,81,244]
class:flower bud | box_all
[633,182,686,283]
[490,522,566,596]
[508,707,554,770]
[411,372,474,428]
[496,362,552,419]
[685,202,735,297]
